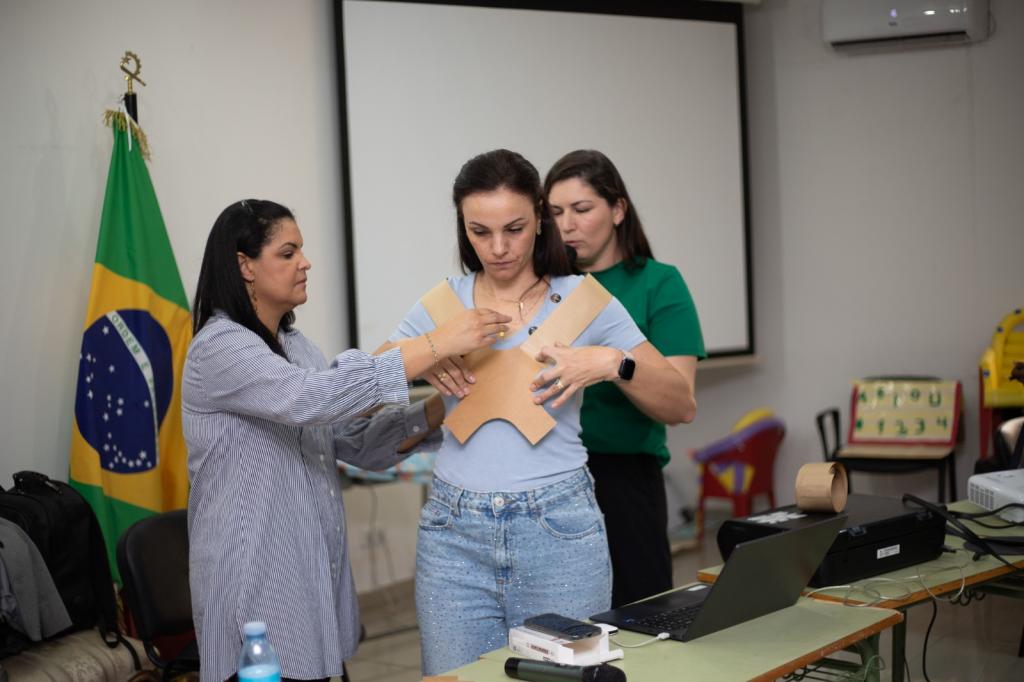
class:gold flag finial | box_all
[120,51,146,94]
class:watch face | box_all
[618,355,636,381]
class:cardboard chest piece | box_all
[421,275,611,445]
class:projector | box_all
[967,469,1024,523]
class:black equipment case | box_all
[716,494,946,587]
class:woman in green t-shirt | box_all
[544,149,706,607]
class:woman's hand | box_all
[529,343,621,410]
[377,308,510,386]
[421,355,475,398]
[432,308,511,358]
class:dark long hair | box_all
[453,149,572,278]
[192,199,296,357]
[544,149,653,269]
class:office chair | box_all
[117,510,199,681]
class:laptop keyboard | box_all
[629,604,703,633]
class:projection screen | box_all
[337,0,752,357]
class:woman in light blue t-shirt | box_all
[386,150,692,675]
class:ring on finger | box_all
[438,371,450,382]
[554,378,565,391]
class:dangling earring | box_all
[247,280,259,315]
[536,224,542,236]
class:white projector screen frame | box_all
[336,0,753,357]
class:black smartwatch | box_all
[616,350,636,382]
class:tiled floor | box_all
[347,542,1024,681]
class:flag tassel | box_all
[101,109,151,160]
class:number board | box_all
[847,380,961,446]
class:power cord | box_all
[610,632,670,648]
[922,598,938,682]
[902,494,1024,572]
[806,548,975,682]
[803,549,972,607]
[957,516,1022,530]
[782,654,884,681]
[946,502,1024,529]
[845,654,884,682]
[948,502,1024,519]
[901,494,1024,682]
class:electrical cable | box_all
[804,550,971,607]
[806,548,973,682]
[805,581,905,607]
[610,632,670,648]
[902,495,1024,573]
[844,654,884,682]
[947,502,1024,530]
[947,501,1024,520]
[795,496,1020,681]
[782,655,885,681]
[902,494,1024,682]
[956,516,1023,530]
[921,598,938,682]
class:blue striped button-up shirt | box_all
[183,313,428,682]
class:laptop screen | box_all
[591,513,846,641]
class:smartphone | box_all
[522,613,602,641]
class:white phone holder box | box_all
[508,622,623,666]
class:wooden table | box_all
[697,500,1024,682]
[440,597,902,682]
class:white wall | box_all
[665,0,1024,512]
[0,0,346,483]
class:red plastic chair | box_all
[691,417,785,539]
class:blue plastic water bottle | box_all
[237,621,281,682]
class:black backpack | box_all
[0,471,138,665]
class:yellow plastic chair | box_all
[978,308,1024,459]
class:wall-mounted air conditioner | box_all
[822,0,990,46]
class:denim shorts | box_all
[415,468,612,675]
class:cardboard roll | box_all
[795,462,848,513]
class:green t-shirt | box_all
[581,258,706,465]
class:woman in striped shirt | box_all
[183,199,511,682]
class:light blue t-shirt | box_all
[390,273,646,492]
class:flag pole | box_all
[119,51,145,124]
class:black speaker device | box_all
[504,657,626,682]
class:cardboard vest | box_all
[421,275,611,445]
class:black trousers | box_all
[587,451,673,608]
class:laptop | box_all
[591,514,846,642]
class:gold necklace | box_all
[483,276,546,321]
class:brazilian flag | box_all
[69,112,192,580]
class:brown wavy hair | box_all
[544,149,653,270]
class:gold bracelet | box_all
[424,332,440,367]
